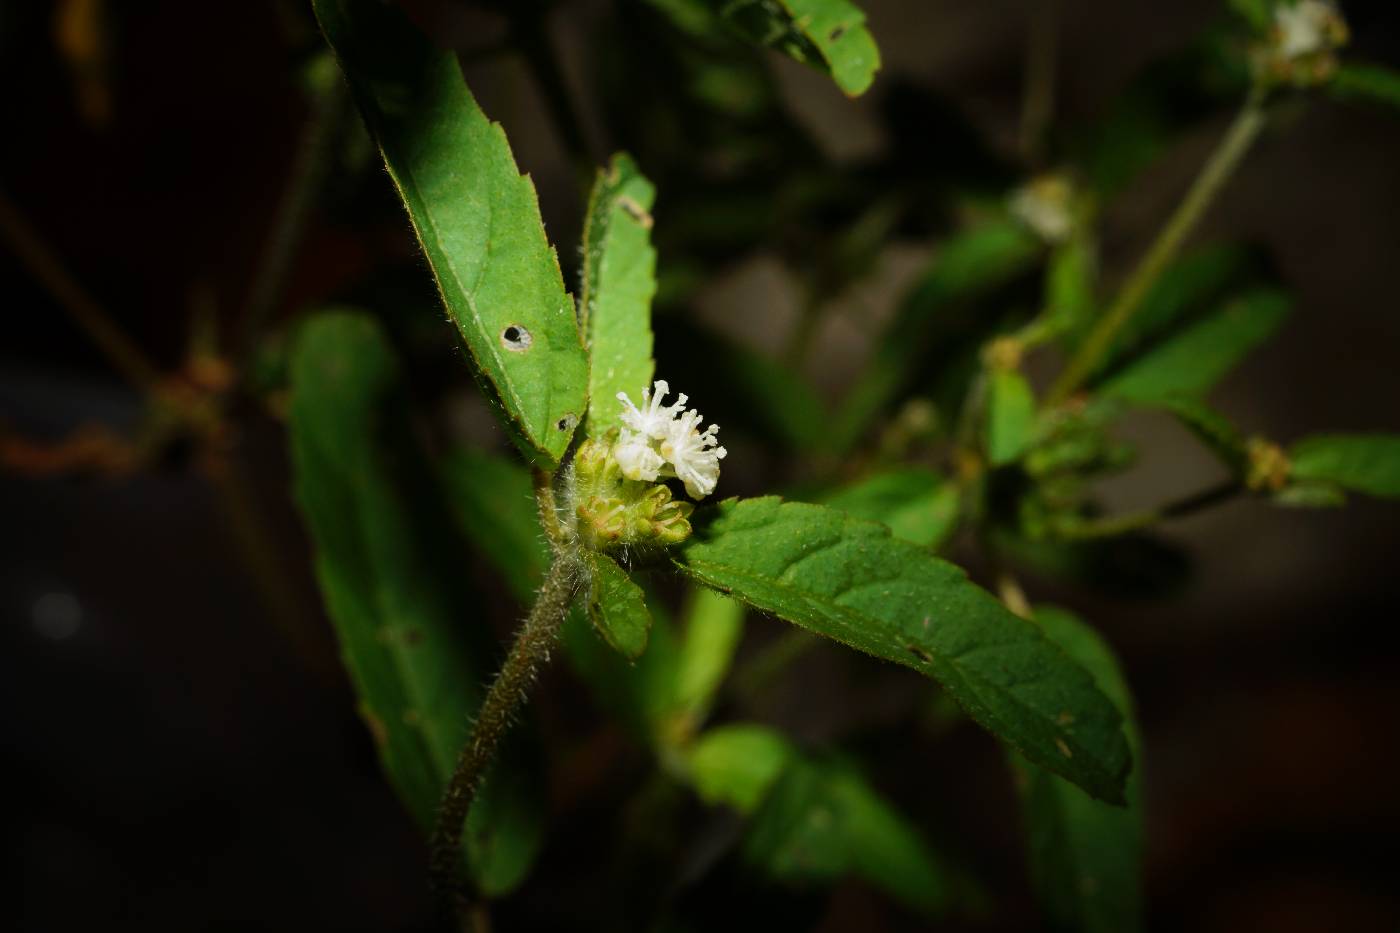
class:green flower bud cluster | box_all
[572,431,694,551]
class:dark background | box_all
[3,0,1400,930]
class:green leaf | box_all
[1289,434,1400,500]
[440,448,548,602]
[823,467,960,549]
[585,552,654,660]
[678,0,882,96]
[1228,0,1272,31]
[831,220,1041,451]
[1100,288,1291,404]
[1016,606,1144,933]
[741,740,960,917]
[582,153,659,436]
[1331,62,1400,111]
[676,498,1132,802]
[671,587,746,728]
[688,724,795,812]
[314,0,588,468]
[987,369,1038,466]
[1153,396,1248,474]
[288,311,543,895]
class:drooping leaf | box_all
[823,467,960,549]
[831,220,1041,452]
[440,448,548,601]
[741,739,961,917]
[1015,606,1144,933]
[987,369,1038,467]
[288,311,543,894]
[1100,288,1291,404]
[688,725,962,918]
[1289,434,1400,500]
[314,0,588,468]
[582,153,659,436]
[676,498,1132,801]
[671,587,746,731]
[1331,62,1400,111]
[585,551,654,660]
[652,0,881,96]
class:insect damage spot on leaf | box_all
[501,325,532,351]
[1055,738,1073,758]
[829,25,846,41]
[617,195,653,229]
[907,644,934,663]
[556,414,578,433]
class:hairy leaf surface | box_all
[582,153,658,436]
[676,498,1131,801]
[585,551,653,660]
[315,0,587,467]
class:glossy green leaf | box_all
[676,498,1132,801]
[823,467,960,549]
[1100,289,1290,404]
[742,740,959,917]
[1016,606,1143,933]
[1289,434,1400,500]
[1331,62,1400,111]
[314,0,587,468]
[832,220,1041,452]
[582,153,659,436]
[440,448,547,602]
[688,724,794,812]
[658,0,882,96]
[288,311,543,894]
[987,369,1037,466]
[585,551,654,660]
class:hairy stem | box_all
[429,554,581,895]
[1047,92,1269,405]
[1053,479,1243,540]
[0,188,161,390]
[533,467,565,548]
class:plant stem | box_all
[1019,0,1059,165]
[0,188,161,390]
[1053,479,1243,540]
[532,467,564,548]
[429,554,581,896]
[237,67,349,361]
[1046,92,1269,405]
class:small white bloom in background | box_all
[1008,174,1074,244]
[614,430,664,482]
[617,380,688,440]
[1274,0,1341,59]
[661,409,727,500]
[612,379,725,499]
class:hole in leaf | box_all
[556,414,577,433]
[829,25,846,41]
[501,325,532,351]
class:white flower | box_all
[617,380,688,441]
[1008,174,1073,244]
[613,429,664,482]
[1275,0,1341,59]
[661,409,727,500]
